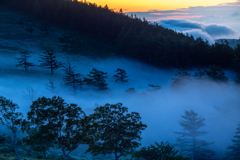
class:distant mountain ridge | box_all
[231,11,240,17]
[215,39,240,48]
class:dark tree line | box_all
[0,96,149,160]
[1,95,239,159]
[1,0,240,70]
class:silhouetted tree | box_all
[38,48,63,74]
[86,103,147,160]
[64,71,84,95]
[113,68,128,83]
[0,96,23,160]
[62,61,76,74]
[147,84,161,92]
[133,142,190,160]
[23,86,38,102]
[21,124,53,159]
[194,68,206,79]
[171,69,192,87]
[204,65,228,82]
[174,110,215,160]
[225,122,240,159]
[0,134,6,146]
[84,68,109,91]
[15,51,35,72]
[45,79,59,93]
[25,96,90,160]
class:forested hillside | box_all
[1,0,240,70]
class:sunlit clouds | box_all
[88,0,238,12]
[124,1,240,40]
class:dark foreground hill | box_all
[0,0,239,70]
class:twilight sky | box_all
[89,0,240,41]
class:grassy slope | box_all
[0,5,114,59]
[0,6,112,160]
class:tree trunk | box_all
[114,151,119,160]
[61,147,68,160]
[13,131,20,160]
[43,149,47,160]
[193,137,196,160]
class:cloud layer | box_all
[126,1,240,42]
[159,19,240,43]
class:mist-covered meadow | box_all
[1,49,240,159]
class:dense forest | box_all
[0,0,240,70]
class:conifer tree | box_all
[171,69,192,87]
[62,61,83,94]
[204,65,228,82]
[194,68,206,79]
[84,68,109,91]
[45,79,60,93]
[62,61,76,75]
[15,51,35,72]
[147,84,161,92]
[225,122,240,159]
[64,71,84,95]
[0,96,23,160]
[38,48,63,74]
[113,68,128,83]
[174,110,215,160]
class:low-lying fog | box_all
[0,51,240,159]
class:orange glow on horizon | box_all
[87,0,238,12]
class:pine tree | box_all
[113,68,128,83]
[63,61,83,94]
[174,110,215,160]
[194,68,206,79]
[15,51,35,72]
[0,96,23,160]
[171,69,192,87]
[45,79,60,93]
[62,61,76,75]
[204,65,228,82]
[147,84,161,92]
[84,68,109,91]
[38,48,63,74]
[225,122,240,159]
[64,71,84,95]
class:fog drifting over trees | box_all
[0,51,240,159]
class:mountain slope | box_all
[0,0,238,69]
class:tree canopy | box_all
[23,96,90,160]
[133,141,190,160]
[0,96,23,160]
[86,103,147,160]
